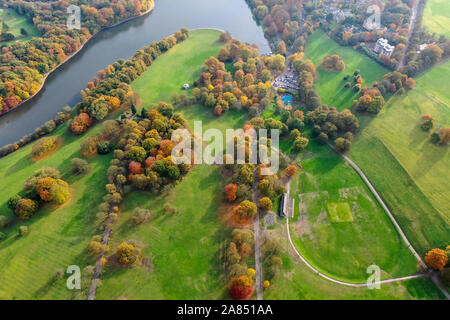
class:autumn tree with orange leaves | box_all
[285,165,298,177]
[225,183,238,202]
[425,248,448,270]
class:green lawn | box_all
[0,124,110,299]
[287,141,418,283]
[349,61,450,254]
[423,0,450,37]
[96,164,229,299]
[0,8,40,45]
[305,30,389,110]
[95,29,245,299]
[132,29,223,106]
[263,219,445,300]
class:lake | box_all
[0,0,269,146]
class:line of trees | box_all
[0,0,153,115]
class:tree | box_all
[128,162,143,175]
[49,180,70,205]
[321,54,345,71]
[230,275,253,300]
[259,197,272,211]
[88,97,110,120]
[425,248,448,270]
[81,135,100,157]
[128,146,147,162]
[7,195,22,211]
[88,241,103,256]
[277,40,287,55]
[71,113,93,135]
[131,207,153,225]
[285,165,298,177]
[317,132,328,144]
[421,45,443,65]
[293,136,308,152]
[335,137,352,152]
[32,137,58,158]
[420,115,434,131]
[15,198,38,220]
[71,158,90,175]
[37,177,57,202]
[219,32,232,43]
[438,127,450,144]
[225,183,238,202]
[97,141,111,154]
[116,242,140,265]
[240,200,257,217]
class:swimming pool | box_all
[281,94,293,106]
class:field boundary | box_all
[284,177,428,287]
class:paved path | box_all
[252,169,263,300]
[87,182,121,300]
[398,0,421,70]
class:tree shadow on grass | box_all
[4,152,33,177]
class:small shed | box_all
[183,83,190,90]
[279,193,294,218]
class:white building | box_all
[374,38,395,57]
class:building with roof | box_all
[374,38,395,57]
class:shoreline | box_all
[0,1,155,118]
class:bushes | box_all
[15,198,38,220]
[18,226,29,236]
[230,275,254,300]
[71,158,90,175]
[224,183,238,202]
[31,137,59,158]
[335,137,352,153]
[128,146,147,162]
[285,165,298,177]
[97,141,112,154]
[131,207,153,225]
[49,180,71,205]
[259,197,273,211]
[321,54,345,71]
[425,248,448,271]
[115,242,141,266]
[81,135,100,157]
[7,195,22,211]
[71,113,93,135]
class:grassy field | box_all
[288,141,418,282]
[132,29,223,106]
[263,219,445,300]
[423,0,450,37]
[349,61,450,254]
[0,8,40,45]
[96,164,229,299]
[95,29,245,299]
[0,124,109,299]
[305,30,389,110]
